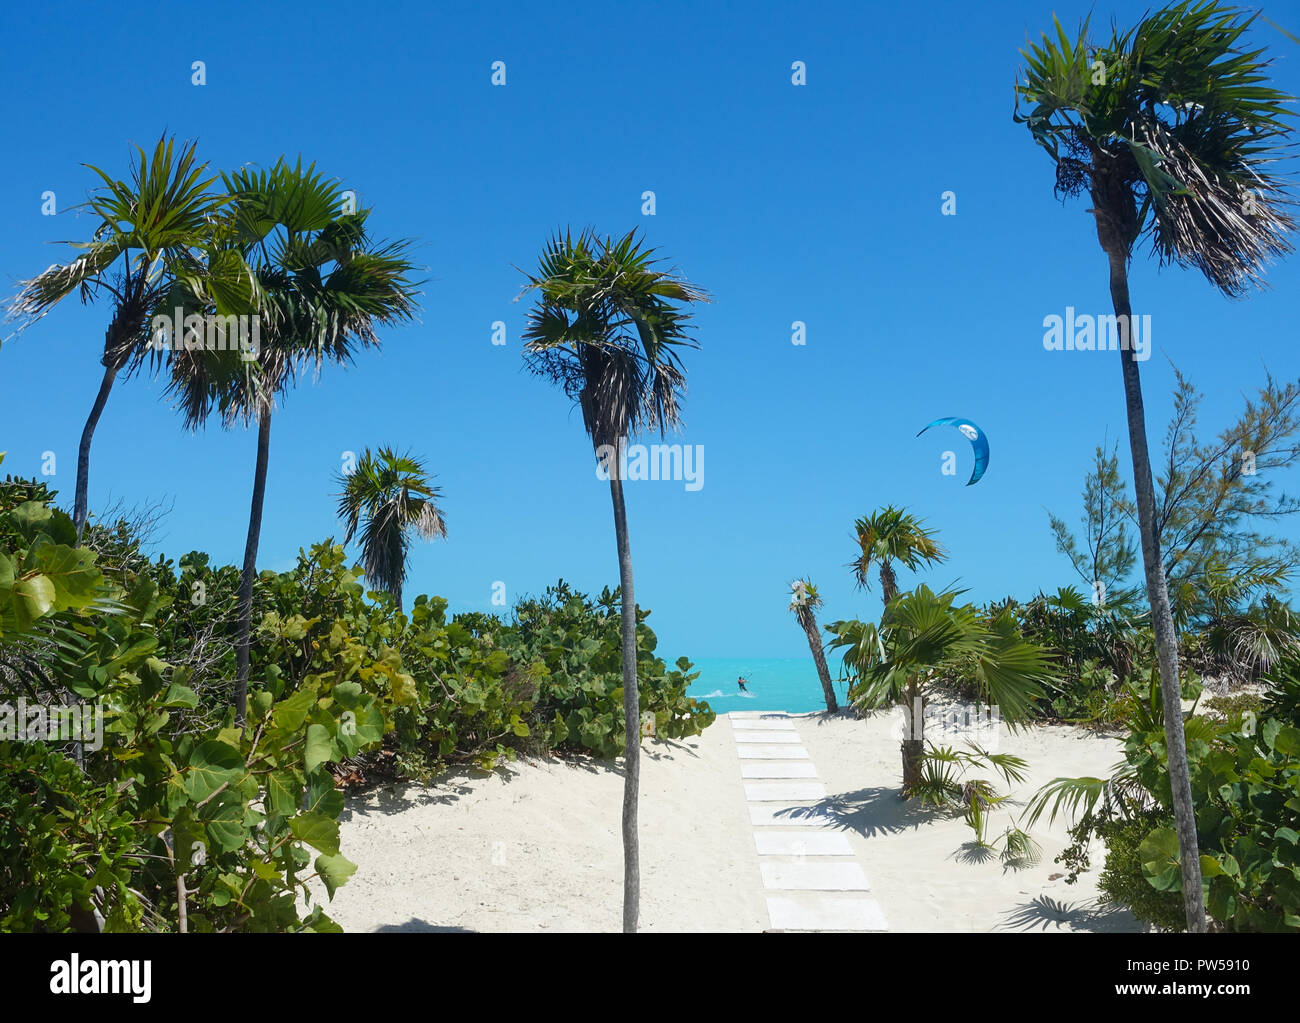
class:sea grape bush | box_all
[1136,661,1300,932]
[0,467,712,931]
[0,470,391,931]
[1039,662,1300,932]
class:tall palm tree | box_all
[6,136,226,534]
[168,159,419,726]
[829,585,1055,794]
[850,506,947,604]
[789,579,838,712]
[335,446,447,611]
[519,228,708,933]
[1016,1,1295,932]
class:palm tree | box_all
[6,136,226,534]
[789,579,838,712]
[168,158,419,726]
[1016,1,1295,932]
[335,447,447,611]
[829,585,1055,794]
[519,228,708,932]
[850,506,947,604]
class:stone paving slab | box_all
[744,782,828,802]
[734,731,802,744]
[754,832,855,856]
[765,895,889,932]
[740,763,819,779]
[749,806,838,827]
[760,860,870,891]
[736,747,810,760]
[730,719,798,731]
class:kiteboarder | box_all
[737,676,749,692]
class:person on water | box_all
[737,676,749,692]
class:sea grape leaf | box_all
[185,740,245,802]
[1139,827,1183,892]
[315,853,357,898]
[289,812,340,856]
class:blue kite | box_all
[918,417,989,486]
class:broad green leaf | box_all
[265,770,301,818]
[289,812,340,856]
[305,775,344,818]
[272,688,316,732]
[315,853,357,898]
[1140,827,1183,892]
[199,793,247,853]
[184,740,245,802]
[29,542,100,609]
[1274,727,1300,756]
[304,723,335,774]
[11,574,56,628]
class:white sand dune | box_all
[311,711,1142,933]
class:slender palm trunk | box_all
[879,562,898,605]
[901,684,924,795]
[608,471,640,934]
[1105,247,1207,933]
[235,406,273,728]
[74,362,120,537]
[798,609,838,712]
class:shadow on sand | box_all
[997,894,1142,932]
[373,918,476,933]
[771,786,941,838]
[342,738,698,823]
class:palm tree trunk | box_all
[74,362,120,537]
[608,471,640,934]
[901,685,923,795]
[1105,247,1207,933]
[799,610,838,712]
[234,405,273,729]
[879,562,898,605]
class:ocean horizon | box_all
[684,656,851,714]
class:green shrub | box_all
[1094,814,1187,931]
[0,464,713,931]
[1202,691,1263,721]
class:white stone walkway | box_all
[730,711,888,932]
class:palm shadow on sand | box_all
[373,918,476,933]
[773,786,940,838]
[343,740,700,823]
[997,894,1142,932]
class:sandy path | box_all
[794,709,1141,932]
[314,716,767,932]
[311,709,1141,932]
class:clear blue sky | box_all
[1,0,1298,659]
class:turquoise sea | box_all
[685,657,850,714]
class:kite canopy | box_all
[917,416,989,486]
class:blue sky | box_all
[1,0,1298,659]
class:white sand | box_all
[793,709,1141,932]
[311,711,1142,932]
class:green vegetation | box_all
[519,228,708,933]
[9,137,230,536]
[334,447,447,612]
[1028,660,1300,931]
[788,579,838,712]
[0,463,710,932]
[1016,0,1297,932]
